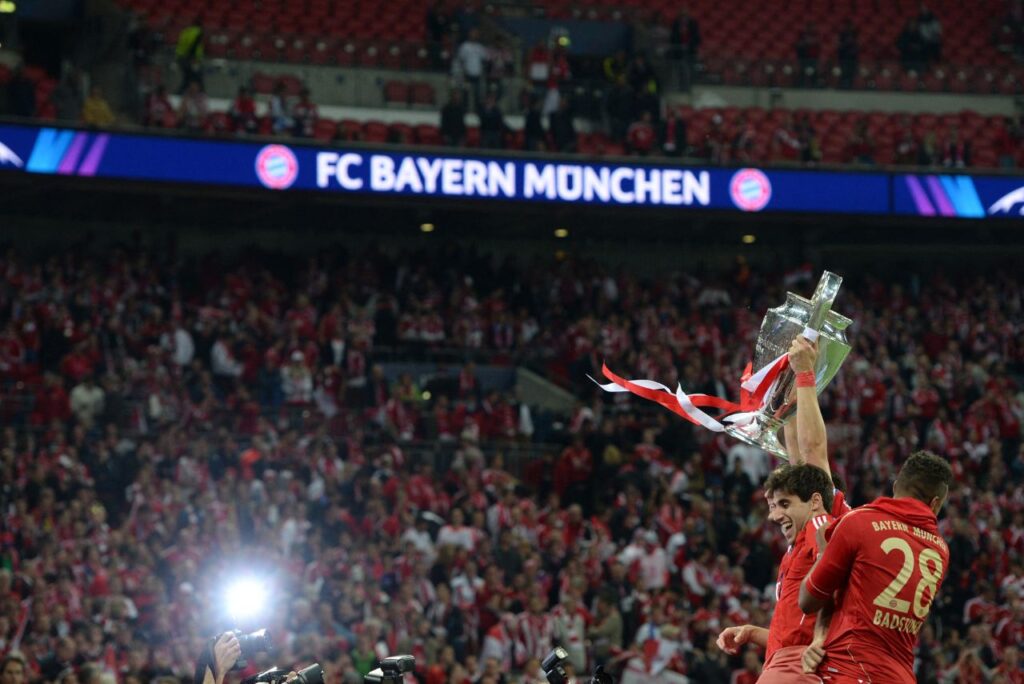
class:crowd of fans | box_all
[0,242,1023,684]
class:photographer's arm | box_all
[203,633,242,684]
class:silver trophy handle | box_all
[805,271,843,334]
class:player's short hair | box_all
[763,464,792,496]
[894,450,953,505]
[770,464,834,512]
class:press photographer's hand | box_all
[213,633,242,684]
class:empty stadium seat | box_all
[383,81,410,106]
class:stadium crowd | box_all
[0,244,1023,684]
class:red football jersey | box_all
[832,489,852,517]
[805,497,949,684]
[765,511,834,660]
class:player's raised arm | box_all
[788,336,830,479]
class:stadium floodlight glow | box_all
[742,234,757,244]
[419,222,435,233]
[225,578,268,620]
[554,228,569,238]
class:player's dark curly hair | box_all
[764,464,792,496]
[770,464,834,512]
[895,450,953,505]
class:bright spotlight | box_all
[742,234,757,244]
[420,222,435,233]
[225,578,267,620]
[554,228,569,238]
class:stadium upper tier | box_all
[113,0,1023,95]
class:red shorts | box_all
[757,646,824,684]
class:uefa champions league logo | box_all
[254,144,299,190]
[729,168,772,212]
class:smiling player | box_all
[717,335,848,682]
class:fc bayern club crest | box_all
[254,144,299,190]
[729,168,772,212]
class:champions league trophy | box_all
[725,271,852,460]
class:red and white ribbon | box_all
[592,328,817,432]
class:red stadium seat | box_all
[414,123,442,145]
[363,121,389,143]
[383,81,410,106]
[410,82,436,107]
[313,118,338,141]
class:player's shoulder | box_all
[828,506,877,533]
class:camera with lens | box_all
[231,629,273,665]
[365,655,415,684]
[542,648,570,684]
[194,629,274,684]
[541,648,614,684]
[243,664,323,684]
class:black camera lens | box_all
[236,629,272,658]
[379,656,414,675]
[294,664,323,684]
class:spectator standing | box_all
[82,86,115,127]
[606,75,634,143]
[918,4,943,63]
[178,82,208,132]
[453,27,488,111]
[942,127,971,168]
[548,98,576,153]
[269,82,292,135]
[426,0,449,70]
[145,84,174,127]
[661,106,688,157]
[845,117,876,164]
[542,45,572,118]
[897,19,925,72]
[894,124,918,165]
[627,111,656,156]
[174,22,205,93]
[291,88,318,138]
[702,113,729,163]
[440,90,467,146]
[526,40,551,99]
[837,20,859,89]
[731,114,755,162]
[282,351,313,405]
[229,86,258,134]
[770,116,802,162]
[669,9,701,89]
[626,54,658,119]
[486,37,514,103]
[51,68,84,122]
[795,23,821,86]
[478,93,506,149]
[918,130,939,165]
[5,65,37,118]
[797,115,822,164]
[70,375,105,428]
[995,116,1022,168]
[523,98,546,151]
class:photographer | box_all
[199,634,242,684]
